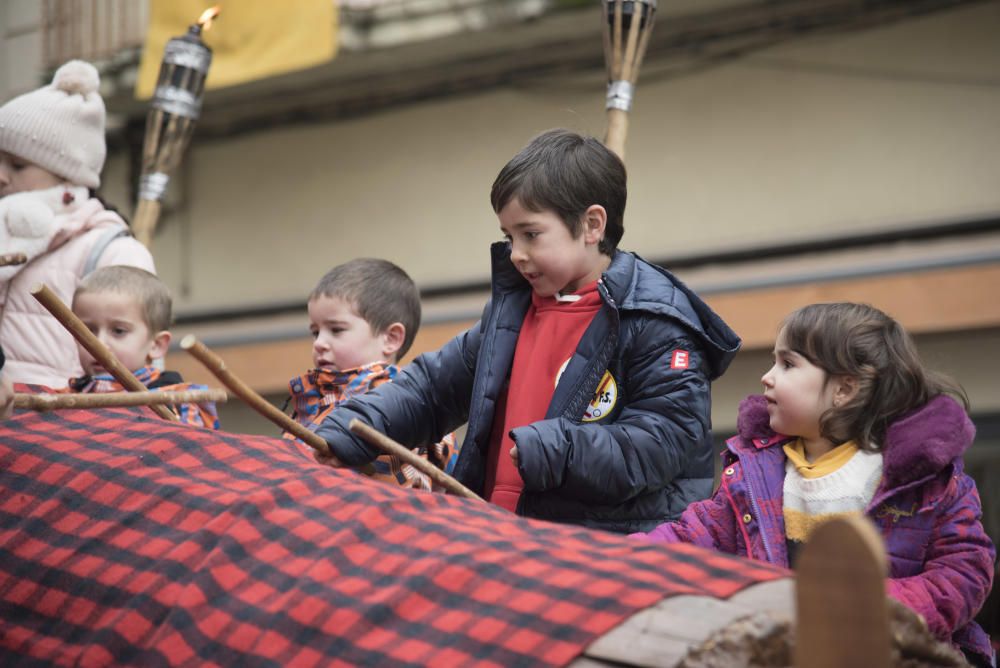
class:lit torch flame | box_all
[198,6,221,31]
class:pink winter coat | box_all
[0,195,155,387]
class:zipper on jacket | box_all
[564,276,618,417]
[739,449,775,564]
[597,278,615,308]
[468,293,504,443]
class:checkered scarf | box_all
[0,406,787,666]
[71,365,220,430]
[286,364,457,490]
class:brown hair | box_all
[490,128,626,256]
[310,258,421,360]
[780,302,967,451]
[75,266,172,333]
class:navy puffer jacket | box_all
[317,244,741,533]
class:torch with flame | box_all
[602,0,657,160]
[132,6,220,248]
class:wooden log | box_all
[575,515,954,667]
[348,419,481,501]
[578,578,795,667]
[30,284,177,421]
[180,335,334,458]
[14,389,228,412]
[795,515,890,668]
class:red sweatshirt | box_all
[485,282,603,511]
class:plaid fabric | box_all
[72,366,220,430]
[0,407,785,666]
[286,364,458,491]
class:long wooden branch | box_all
[180,335,334,457]
[30,284,178,421]
[349,419,480,500]
[14,389,228,412]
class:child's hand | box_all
[509,445,518,465]
[0,374,13,420]
[313,448,344,468]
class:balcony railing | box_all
[339,0,549,50]
[41,0,149,70]
[38,0,551,71]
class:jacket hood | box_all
[879,394,975,488]
[490,243,742,379]
[47,194,125,250]
[736,395,776,443]
[735,393,974,485]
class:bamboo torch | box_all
[602,0,658,159]
[132,6,220,248]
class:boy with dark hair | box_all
[317,129,741,532]
[286,258,457,488]
[70,266,219,428]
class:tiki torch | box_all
[602,0,657,160]
[132,6,220,248]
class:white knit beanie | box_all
[0,60,106,189]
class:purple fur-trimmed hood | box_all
[880,394,975,488]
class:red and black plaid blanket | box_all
[0,407,786,666]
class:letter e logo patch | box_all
[670,350,689,370]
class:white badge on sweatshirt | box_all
[555,359,618,422]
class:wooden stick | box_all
[611,0,623,77]
[349,419,480,500]
[619,1,643,83]
[180,335,334,457]
[0,253,28,267]
[605,108,629,160]
[30,284,178,421]
[132,199,162,248]
[14,389,228,411]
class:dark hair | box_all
[309,258,421,360]
[88,189,131,226]
[490,128,626,256]
[75,266,172,332]
[780,302,968,451]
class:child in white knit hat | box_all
[0,60,156,388]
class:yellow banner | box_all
[136,0,337,99]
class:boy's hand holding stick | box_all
[348,419,480,500]
[14,388,228,412]
[180,336,476,497]
[180,335,340,461]
[0,347,12,419]
[30,284,178,421]
[0,253,27,267]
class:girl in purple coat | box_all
[638,302,995,666]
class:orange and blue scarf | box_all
[71,366,220,430]
[285,363,458,489]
